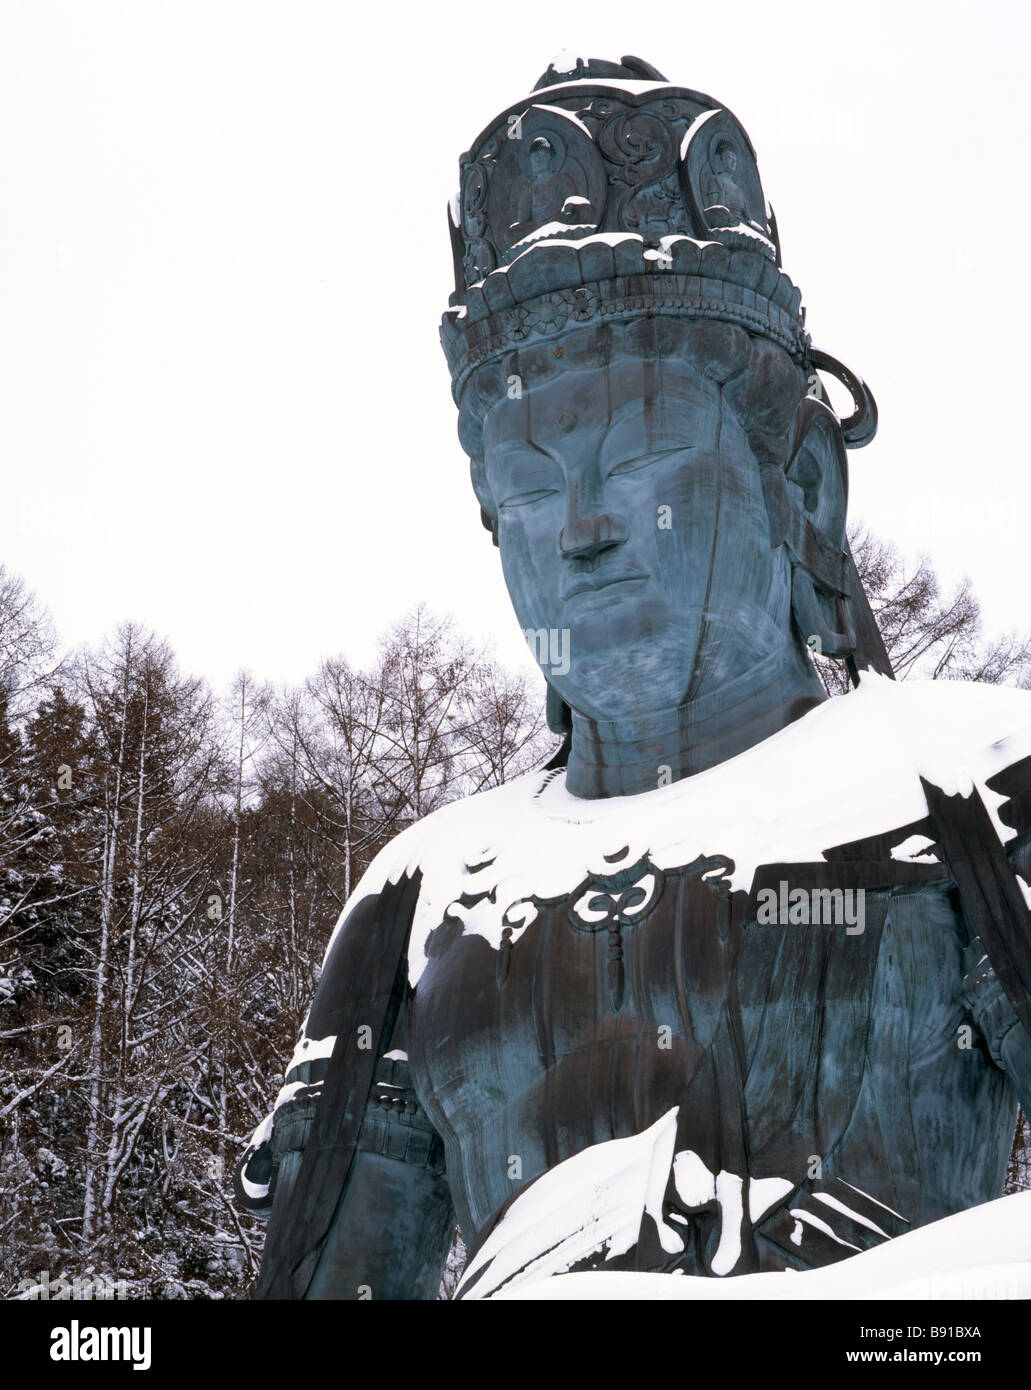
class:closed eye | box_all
[498,487,560,509]
[607,446,694,478]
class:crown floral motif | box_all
[440,55,813,402]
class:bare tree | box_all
[267,661,386,907]
[367,606,482,825]
[815,525,1031,694]
[0,565,59,711]
[456,660,551,793]
[74,625,224,1245]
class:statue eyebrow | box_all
[486,440,564,480]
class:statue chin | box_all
[543,599,797,730]
[545,630,703,726]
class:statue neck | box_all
[564,642,827,799]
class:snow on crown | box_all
[440,57,811,401]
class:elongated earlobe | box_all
[790,567,856,659]
[783,399,856,659]
[778,397,893,681]
[470,458,499,545]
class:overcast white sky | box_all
[1,0,1028,691]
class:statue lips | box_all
[562,570,649,604]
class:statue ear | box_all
[782,398,856,659]
[785,397,847,549]
[470,457,499,545]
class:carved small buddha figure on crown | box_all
[705,138,755,227]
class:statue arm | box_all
[962,935,1031,1113]
[235,876,456,1299]
[266,1024,455,1301]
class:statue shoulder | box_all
[843,673,1031,781]
[890,674,1031,718]
[320,768,550,957]
[357,770,549,891]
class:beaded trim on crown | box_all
[441,238,808,401]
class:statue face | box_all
[482,356,793,720]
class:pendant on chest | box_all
[493,848,737,1014]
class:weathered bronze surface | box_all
[237,55,1031,1300]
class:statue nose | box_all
[558,509,629,562]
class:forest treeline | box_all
[0,579,549,1297]
[1,527,1029,1298]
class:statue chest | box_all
[405,851,958,1248]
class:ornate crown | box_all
[440,57,806,387]
[439,54,875,447]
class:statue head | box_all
[528,136,556,177]
[715,139,738,173]
[441,56,879,774]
